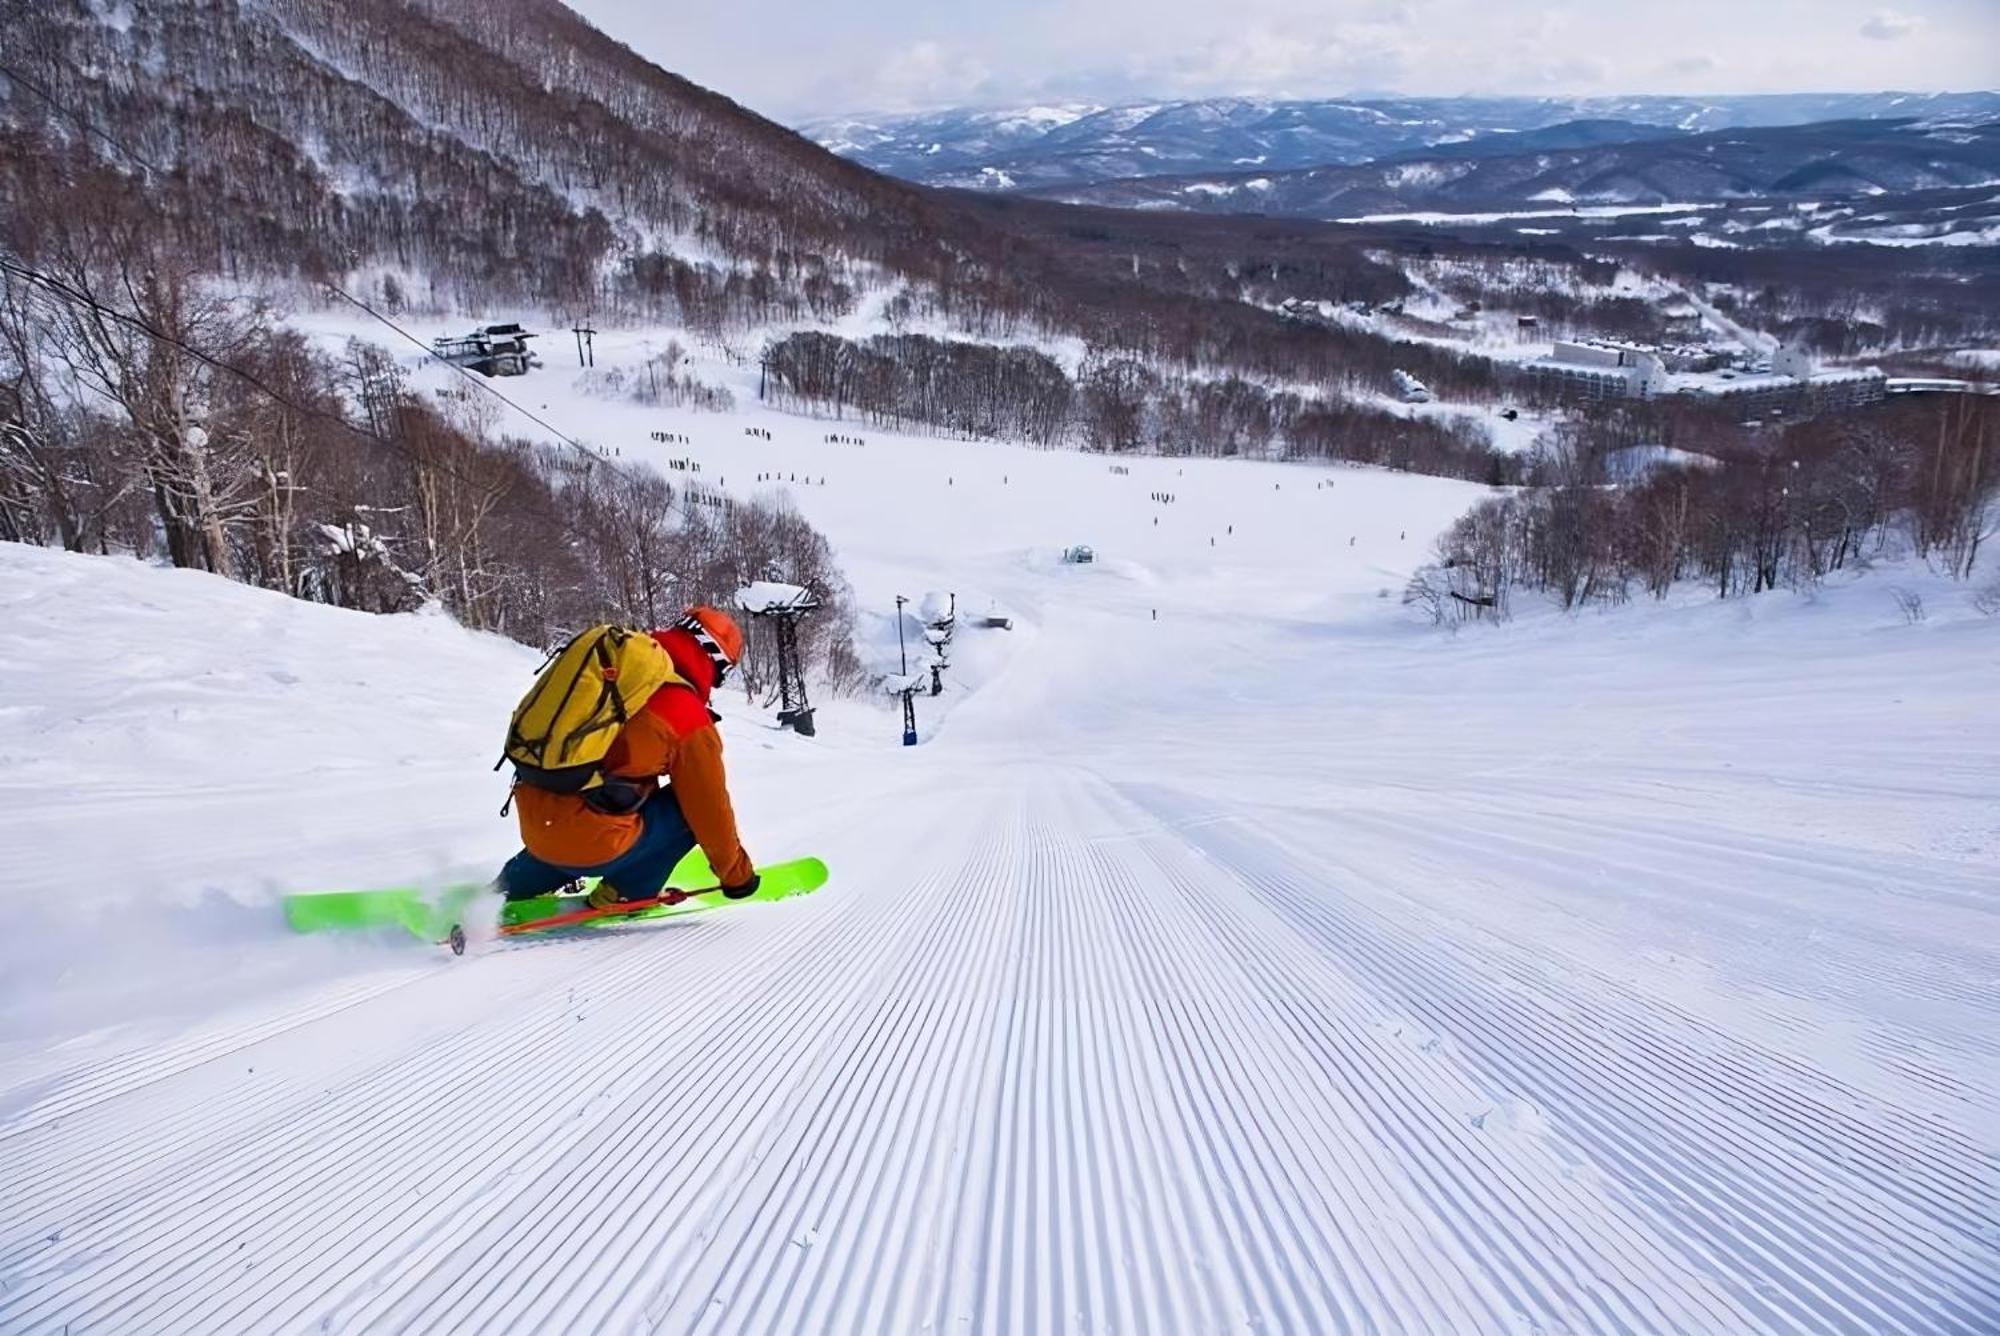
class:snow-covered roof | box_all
[1886,377,2000,396]
[1688,372,1794,395]
[1531,356,1635,377]
[736,581,818,614]
[1682,366,1887,397]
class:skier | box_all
[496,608,759,909]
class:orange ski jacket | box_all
[512,627,754,887]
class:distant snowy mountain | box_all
[1025,118,2000,221]
[812,102,1103,162]
[803,92,2000,191]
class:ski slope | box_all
[3,341,1999,1333]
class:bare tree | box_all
[0,268,92,548]
[34,231,260,575]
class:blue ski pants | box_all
[496,786,697,901]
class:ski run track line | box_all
[2,769,1995,1334]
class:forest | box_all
[0,186,860,699]
[1406,394,1997,623]
[761,330,1515,481]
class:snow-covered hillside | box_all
[2,363,1997,1330]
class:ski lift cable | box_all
[320,283,612,467]
[0,256,636,552]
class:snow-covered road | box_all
[3,372,1997,1332]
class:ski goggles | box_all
[678,614,736,687]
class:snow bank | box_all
[0,544,534,1044]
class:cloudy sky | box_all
[566,0,1999,121]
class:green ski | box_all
[497,856,829,942]
[283,850,823,952]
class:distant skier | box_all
[495,609,758,909]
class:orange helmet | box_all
[677,605,745,682]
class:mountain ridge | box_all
[806,91,2000,192]
[1013,117,2000,221]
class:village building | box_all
[1529,338,1887,417]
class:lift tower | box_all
[737,581,822,737]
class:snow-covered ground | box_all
[2,327,1997,1332]
[1334,202,1710,225]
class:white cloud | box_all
[1151,21,1417,97]
[874,42,995,109]
[1527,54,1614,91]
[566,0,2000,120]
[1859,8,1922,40]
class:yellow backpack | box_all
[500,625,682,799]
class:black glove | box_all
[721,872,761,900]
